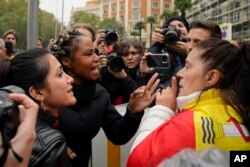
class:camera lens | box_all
[107,52,124,72]
[109,57,124,72]
[162,26,180,45]
[105,31,118,45]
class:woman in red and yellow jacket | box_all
[127,39,250,167]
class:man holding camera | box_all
[140,16,189,88]
[149,16,189,58]
[95,30,141,104]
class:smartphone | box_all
[147,53,171,70]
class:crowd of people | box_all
[1,15,250,167]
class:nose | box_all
[187,41,193,54]
[67,74,74,84]
[176,68,184,79]
[127,54,133,59]
[94,52,100,61]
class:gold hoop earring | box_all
[41,101,46,112]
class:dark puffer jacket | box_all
[58,81,144,167]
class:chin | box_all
[178,90,186,97]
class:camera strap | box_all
[0,139,23,166]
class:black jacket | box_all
[99,66,149,103]
[29,111,71,167]
[58,81,144,167]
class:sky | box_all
[39,0,86,24]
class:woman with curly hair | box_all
[49,29,160,167]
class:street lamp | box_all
[61,0,65,31]
[55,0,58,39]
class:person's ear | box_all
[61,57,71,68]
[204,69,220,88]
[28,87,45,102]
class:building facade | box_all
[101,0,173,47]
[74,0,172,47]
[186,0,250,41]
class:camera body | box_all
[161,25,180,45]
[4,40,14,56]
[0,85,24,141]
[105,30,118,45]
[147,53,171,70]
[107,52,124,72]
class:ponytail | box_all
[232,41,250,132]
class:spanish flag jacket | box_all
[127,89,250,167]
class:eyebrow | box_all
[56,66,63,73]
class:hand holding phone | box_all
[147,53,171,70]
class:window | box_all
[230,12,240,22]
[120,5,124,11]
[132,1,140,8]
[152,2,159,9]
[164,3,170,10]
[120,16,124,22]
[111,6,116,13]
[153,14,159,21]
[104,9,108,14]
[132,12,140,21]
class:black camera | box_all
[0,85,24,141]
[161,26,180,45]
[4,40,14,56]
[107,52,124,72]
[147,53,171,70]
[105,30,118,45]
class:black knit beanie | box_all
[163,16,189,31]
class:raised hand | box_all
[139,53,154,76]
[155,76,178,111]
[127,73,160,113]
[152,28,164,44]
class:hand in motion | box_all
[128,73,160,113]
[98,55,108,69]
[3,93,38,167]
[152,28,164,44]
[155,76,178,111]
[108,67,127,79]
[168,41,188,57]
[67,147,77,159]
[139,53,154,76]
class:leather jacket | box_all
[29,111,71,167]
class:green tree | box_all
[174,0,192,18]
[39,10,61,47]
[70,11,100,32]
[146,16,156,45]
[0,0,58,49]
[0,0,28,50]
[131,30,139,39]
[134,21,145,42]
[160,11,179,21]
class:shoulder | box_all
[95,83,109,97]
[30,126,66,166]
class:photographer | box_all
[149,16,189,57]
[0,92,38,167]
[140,16,189,88]
[94,29,139,104]
[99,39,146,104]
